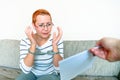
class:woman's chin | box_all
[42,35,50,39]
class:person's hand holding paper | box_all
[59,48,97,80]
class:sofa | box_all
[0,39,120,80]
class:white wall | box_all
[0,0,120,40]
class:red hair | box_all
[32,9,52,24]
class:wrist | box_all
[29,44,36,54]
[28,48,35,54]
[53,47,58,53]
[31,43,36,47]
[52,43,57,47]
[52,51,59,54]
[53,46,58,52]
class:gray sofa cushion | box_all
[0,39,20,68]
[0,66,21,79]
[72,76,118,80]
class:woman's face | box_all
[34,15,52,39]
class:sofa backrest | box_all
[0,39,120,76]
[0,39,20,69]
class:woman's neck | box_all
[35,34,50,46]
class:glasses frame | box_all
[38,22,54,29]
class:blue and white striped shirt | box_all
[19,35,63,76]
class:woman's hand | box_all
[24,26,37,67]
[52,27,63,45]
[52,27,63,67]
[52,27,63,52]
[25,26,36,45]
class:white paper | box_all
[59,50,95,80]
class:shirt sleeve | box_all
[19,38,32,74]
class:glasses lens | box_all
[39,23,53,28]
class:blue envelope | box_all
[59,50,95,80]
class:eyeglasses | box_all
[38,23,53,29]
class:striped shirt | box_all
[19,35,63,76]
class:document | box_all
[59,50,95,80]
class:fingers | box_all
[96,38,104,47]
[96,37,113,49]
[56,27,63,41]
[92,37,120,62]
[25,26,31,36]
[52,27,63,44]
[25,26,33,37]
[25,26,36,44]
[90,47,107,59]
[53,32,57,41]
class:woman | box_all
[16,9,63,80]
